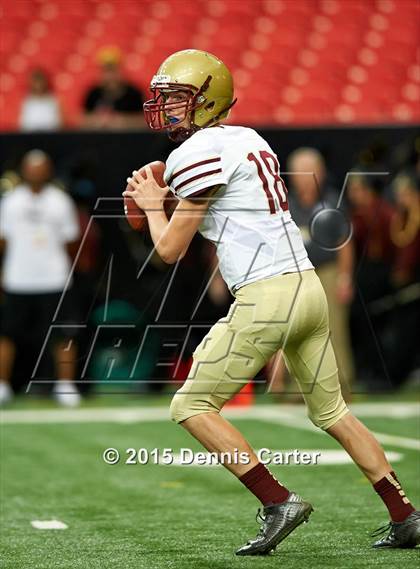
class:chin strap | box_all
[168,124,200,142]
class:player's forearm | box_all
[146,208,180,263]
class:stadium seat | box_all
[0,0,418,129]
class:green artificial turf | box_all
[1,402,419,569]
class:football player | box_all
[123,50,419,554]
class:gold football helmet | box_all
[143,49,236,141]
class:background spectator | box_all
[19,69,62,132]
[390,172,420,288]
[386,172,420,386]
[347,168,396,390]
[0,150,80,406]
[82,47,145,130]
[268,148,355,399]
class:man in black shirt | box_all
[83,47,145,129]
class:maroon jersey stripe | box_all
[168,157,221,185]
[174,168,223,192]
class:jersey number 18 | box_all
[247,151,288,214]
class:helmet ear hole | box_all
[204,101,215,110]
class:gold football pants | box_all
[170,269,349,430]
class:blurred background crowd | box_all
[0,0,419,406]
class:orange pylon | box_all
[226,382,254,407]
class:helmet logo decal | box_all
[151,74,172,86]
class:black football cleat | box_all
[371,511,420,548]
[235,492,314,556]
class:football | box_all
[124,160,167,231]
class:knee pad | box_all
[307,402,349,431]
[169,390,224,424]
[169,393,188,423]
[307,411,325,430]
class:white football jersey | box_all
[164,125,313,292]
[0,184,79,292]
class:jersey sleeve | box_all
[164,132,234,199]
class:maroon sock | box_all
[239,462,290,506]
[390,471,400,483]
[373,471,415,522]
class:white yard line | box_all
[1,401,418,424]
[0,406,170,424]
[348,402,420,418]
[1,402,419,451]
[250,408,420,451]
[162,449,403,467]
[370,433,420,451]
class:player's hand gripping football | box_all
[123,165,169,212]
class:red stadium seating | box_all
[0,0,419,130]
